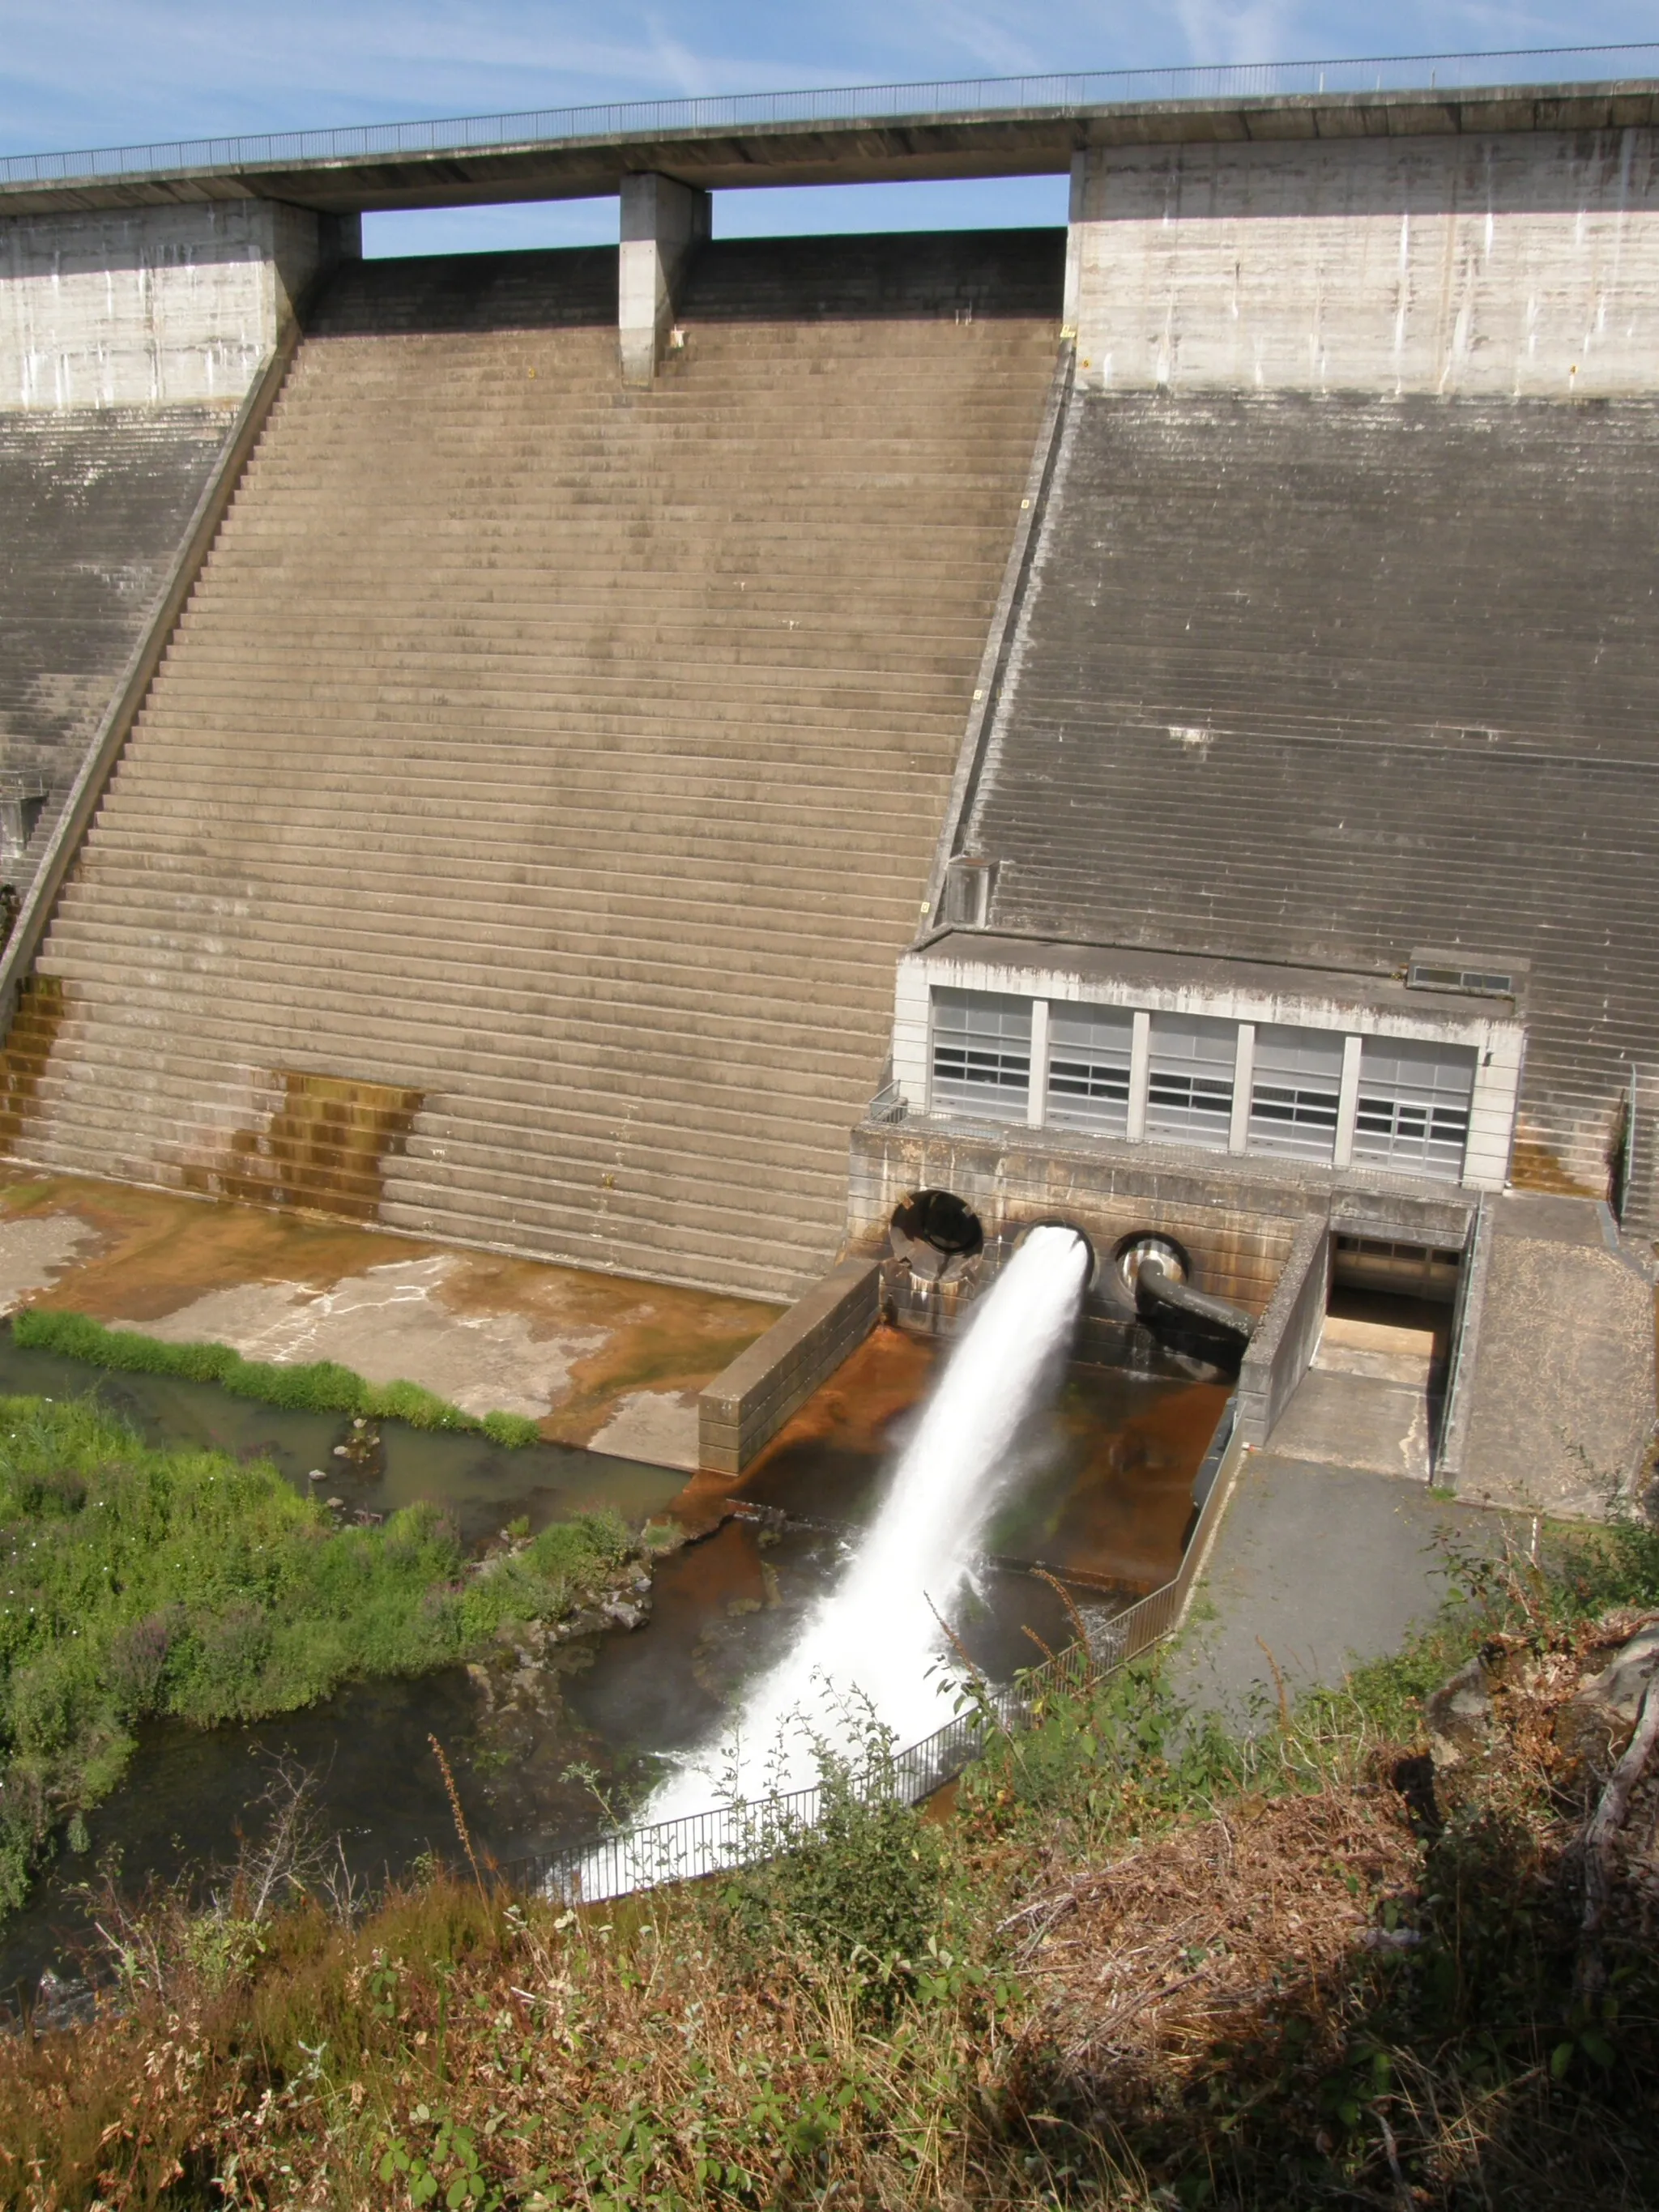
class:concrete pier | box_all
[619,174,710,385]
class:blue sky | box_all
[2,2,1656,254]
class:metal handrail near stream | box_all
[3,45,1657,189]
[508,1399,1243,1903]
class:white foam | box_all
[644,1223,1090,1818]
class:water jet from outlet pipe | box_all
[643,1221,1091,1818]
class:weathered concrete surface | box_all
[1069,130,1659,395]
[0,1208,100,1311]
[0,202,356,409]
[1266,1368,1433,1482]
[0,1168,770,1456]
[1265,1313,1444,1481]
[698,1256,881,1477]
[115,1255,604,1423]
[1457,1194,1656,1517]
[0,403,232,895]
[1171,1448,1503,1728]
[1235,1216,1328,1446]
[589,1386,702,1471]
[851,1115,1473,1317]
[618,173,709,384]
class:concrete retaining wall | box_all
[697,1255,881,1477]
[1453,1192,1656,1518]
[1235,1216,1332,1447]
[0,202,357,409]
[1066,127,1659,396]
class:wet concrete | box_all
[0,1170,772,1468]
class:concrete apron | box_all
[1170,1447,1509,1731]
[1265,1313,1442,1482]
[0,1170,774,1472]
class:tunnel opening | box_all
[889,1187,985,1283]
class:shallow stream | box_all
[0,1322,1224,2010]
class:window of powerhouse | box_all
[926,988,1480,1183]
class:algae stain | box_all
[0,977,66,1156]
[181,1070,424,1225]
[1509,1134,1605,1200]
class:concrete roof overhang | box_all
[2,81,1657,219]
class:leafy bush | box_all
[105,1611,173,1716]
[0,1394,647,1920]
[719,1709,945,2007]
[11,1308,540,1445]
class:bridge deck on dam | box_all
[2,231,1063,1302]
[0,404,232,896]
[964,387,1659,1225]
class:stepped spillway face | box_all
[0,404,232,895]
[966,390,1659,1221]
[9,233,1062,1299]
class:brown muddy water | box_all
[0,1319,1226,2013]
[737,1320,1229,1592]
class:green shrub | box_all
[527,1510,631,1580]
[482,1409,542,1449]
[10,1309,544,1446]
[719,1710,945,2007]
[0,1393,649,1922]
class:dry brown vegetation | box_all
[1,1528,1657,2210]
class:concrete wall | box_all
[0,202,357,409]
[851,1117,1475,1315]
[698,1256,881,1477]
[1235,1216,1332,1447]
[851,1120,1303,1315]
[1066,128,1659,395]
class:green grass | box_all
[3,1503,1659,2206]
[0,1392,637,1917]
[11,1307,543,1447]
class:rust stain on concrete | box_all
[0,976,66,1154]
[178,1068,424,1222]
[1509,1133,1605,1200]
[0,1166,772,1450]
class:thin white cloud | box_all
[1,0,1654,161]
[1173,0,1300,67]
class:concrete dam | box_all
[2,55,1657,1545]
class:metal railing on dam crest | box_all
[2,44,1658,190]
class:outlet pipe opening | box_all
[889,1188,984,1284]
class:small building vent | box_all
[941,856,996,929]
[1406,948,1524,1000]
